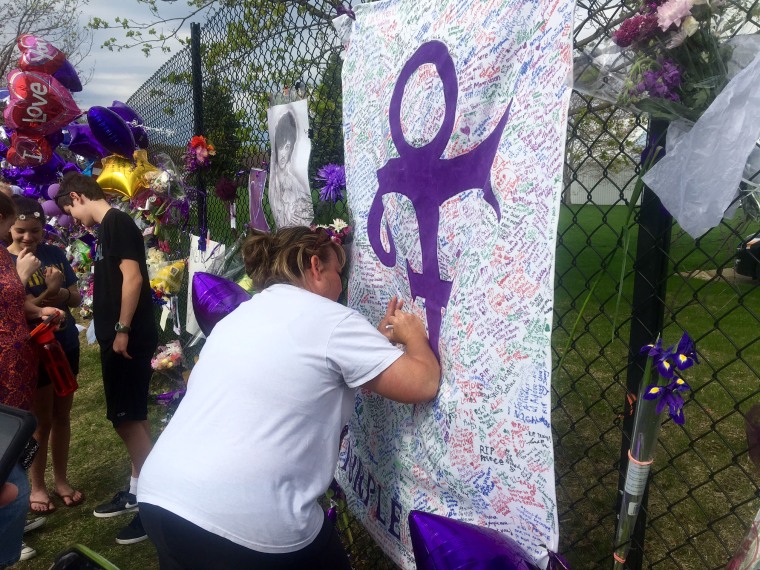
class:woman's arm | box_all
[364,298,441,404]
[23,301,62,323]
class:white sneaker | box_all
[20,541,37,561]
[24,516,46,533]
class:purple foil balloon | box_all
[46,129,64,150]
[20,154,64,185]
[57,214,73,228]
[192,272,251,337]
[66,123,106,161]
[87,106,135,158]
[108,100,144,125]
[130,125,150,149]
[408,510,541,570]
[52,59,82,92]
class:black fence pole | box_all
[190,22,207,249]
[615,118,671,569]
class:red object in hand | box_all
[29,318,78,397]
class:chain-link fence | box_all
[127,1,760,568]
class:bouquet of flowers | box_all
[184,136,216,173]
[574,4,760,238]
[151,340,185,373]
[613,332,699,568]
[134,153,190,243]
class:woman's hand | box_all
[16,247,40,283]
[44,266,64,293]
[378,296,404,341]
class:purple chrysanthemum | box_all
[315,164,346,203]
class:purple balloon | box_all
[66,123,106,161]
[130,125,150,149]
[42,199,63,217]
[87,106,135,159]
[62,162,80,175]
[57,214,73,228]
[108,100,144,126]
[192,272,251,337]
[408,510,543,570]
[20,154,65,185]
[46,129,64,150]
[52,59,82,92]
[47,183,61,199]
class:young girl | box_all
[8,197,84,513]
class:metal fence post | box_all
[615,118,671,569]
[190,22,207,247]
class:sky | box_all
[76,0,211,109]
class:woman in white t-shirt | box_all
[138,226,440,569]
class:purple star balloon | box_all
[192,272,251,337]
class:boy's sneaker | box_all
[20,541,37,561]
[93,490,138,518]
[24,516,46,533]
[115,513,148,545]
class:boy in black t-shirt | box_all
[57,173,157,546]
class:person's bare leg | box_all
[51,392,81,504]
[29,384,54,512]
[114,420,152,478]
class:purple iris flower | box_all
[643,377,691,424]
[640,337,676,378]
[674,332,698,370]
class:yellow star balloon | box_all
[97,150,157,199]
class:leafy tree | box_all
[89,0,345,56]
[0,0,93,82]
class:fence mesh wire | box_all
[126,0,760,567]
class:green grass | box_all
[552,204,760,568]
[17,341,161,570]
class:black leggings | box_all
[140,503,352,570]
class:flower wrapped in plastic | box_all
[149,260,186,297]
[151,340,185,372]
[574,4,760,238]
[614,332,699,568]
[134,153,190,242]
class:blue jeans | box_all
[0,463,29,568]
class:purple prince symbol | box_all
[367,40,512,358]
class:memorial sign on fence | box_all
[336,0,574,567]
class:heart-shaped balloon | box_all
[6,132,52,167]
[17,35,66,75]
[52,59,82,93]
[4,69,82,135]
[66,123,106,161]
[96,150,157,199]
[87,106,135,158]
